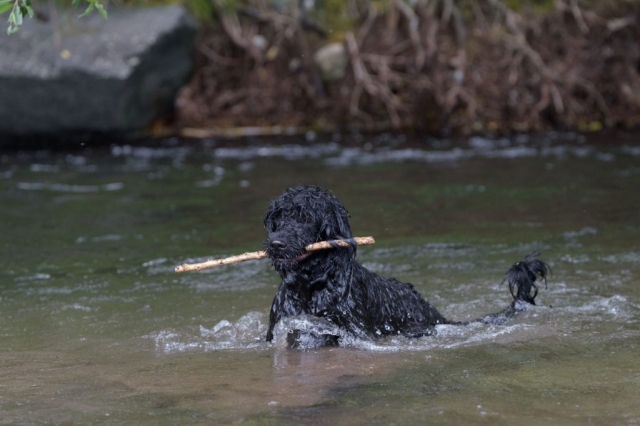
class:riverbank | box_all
[174,0,639,136]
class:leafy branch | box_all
[0,0,33,35]
[1,0,107,35]
[74,0,107,19]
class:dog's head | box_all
[263,186,355,274]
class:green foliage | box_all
[2,0,33,34]
[75,0,108,19]
[316,0,353,34]
[1,0,107,34]
[184,0,214,23]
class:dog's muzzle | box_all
[265,236,312,264]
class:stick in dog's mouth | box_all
[174,236,375,273]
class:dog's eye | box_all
[303,215,314,224]
[265,220,278,232]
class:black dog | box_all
[263,186,549,348]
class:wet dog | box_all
[263,185,549,349]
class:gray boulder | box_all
[0,6,196,146]
[313,42,347,82]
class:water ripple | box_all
[17,182,124,192]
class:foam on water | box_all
[213,143,341,161]
[17,182,124,192]
[569,294,636,321]
[149,311,269,354]
[148,311,536,354]
[76,234,125,243]
[111,145,191,159]
[563,227,598,239]
[5,135,633,194]
[14,273,51,282]
[599,252,640,264]
[148,290,639,355]
[61,303,93,312]
[30,164,60,173]
[97,135,625,167]
[322,143,619,167]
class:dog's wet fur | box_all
[264,186,549,349]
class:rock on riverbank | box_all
[0,6,196,148]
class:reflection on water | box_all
[1,133,639,424]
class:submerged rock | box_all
[0,5,197,147]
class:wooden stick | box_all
[305,236,375,251]
[174,236,375,273]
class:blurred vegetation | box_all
[172,0,639,134]
[3,0,634,34]
[3,0,638,134]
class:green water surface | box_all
[1,134,639,424]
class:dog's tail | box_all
[503,253,550,305]
[476,253,550,325]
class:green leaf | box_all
[11,6,23,25]
[19,4,32,18]
[72,0,80,8]
[78,1,95,18]
[0,2,13,14]
[95,1,107,19]
[7,10,19,34]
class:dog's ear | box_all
[320,202,352,240]
[263,201,278,232]
[333,203,353,240]
[263,215,273,232]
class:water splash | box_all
[147,288,640,355]
[150,312,268,354]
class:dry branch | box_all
[212,0,263,63]
[174,236,376,273]
[346,31,402,128]
[394,0,426,70]
[176,0,637,134]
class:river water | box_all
[1,132,639,424]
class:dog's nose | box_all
[270,240,287,250]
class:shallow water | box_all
[1,132,639,424]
